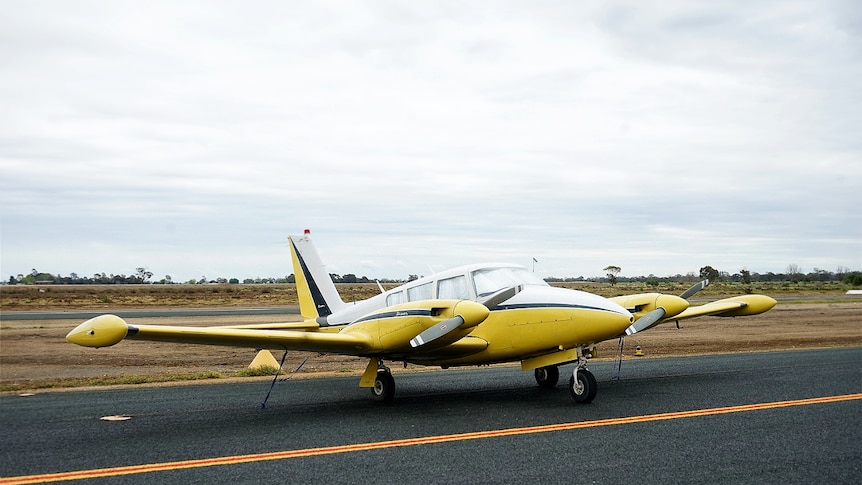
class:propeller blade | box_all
[409,316,464,348]
[478,285,522,310]
[624,308,666,336]
[679,279,710,300]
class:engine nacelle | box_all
[610,293,689,320]
[344,299,489,351]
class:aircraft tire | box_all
[569,369,597,403]
[534,366,560,388]
[371,370,395,402]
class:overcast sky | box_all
[2,0,860,283]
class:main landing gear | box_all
[534,366,560,388]
[371,362,395,402]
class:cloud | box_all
[1,1,860,282]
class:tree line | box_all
[7,265,861,286]
[547,264,861,286]
[5,269,411,286]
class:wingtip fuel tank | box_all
[66,314,129,348]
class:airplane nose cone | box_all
[66,314,129,347]
[655,294,690,318]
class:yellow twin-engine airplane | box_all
[67,230,777,404]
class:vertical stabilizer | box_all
[289,230,345,319]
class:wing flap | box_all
[215,321,321,330]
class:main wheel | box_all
[371,370,395,402]
[534,366,560,388]
[569,369,597,403]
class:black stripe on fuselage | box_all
[493,303,627,315]
[292,240,332,317]
[351,309,432,325]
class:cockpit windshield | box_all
[471,267,548,297]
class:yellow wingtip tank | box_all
[65,314,129,348]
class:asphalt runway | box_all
[1,348,860,484]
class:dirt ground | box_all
[1,301,860,391]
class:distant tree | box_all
[836,266,850,281]
[699,265,720,282]
[407,274,419,282]
[740,268,753,293]
[135,267,153,284]
[845,272,862,286]
[786,264,802,281]
[603,265,621,286]
[342,273,358,283]
[229,278,239,284]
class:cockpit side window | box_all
[406,282,433,301]
[437,275,470,299]
[386,291,404,306]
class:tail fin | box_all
[289,230,346,319]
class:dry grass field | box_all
[1,280,856,310]
[1,283,860,392]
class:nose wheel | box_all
[569,368,597,403]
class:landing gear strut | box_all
[569,347,597,403]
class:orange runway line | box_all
[3,393,860,485]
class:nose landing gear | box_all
[570,367,597,403]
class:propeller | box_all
[623,294,689,336]
[624,308,665,336]
[673,279,710,329]
[409,315,465,347]
[679,279,710,300]
[409,300,492,348]
[478,285,522,310]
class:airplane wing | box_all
[66,299,491,358]
[670,294,778,321]
[66,314,374,353]
[611,291,777,335]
